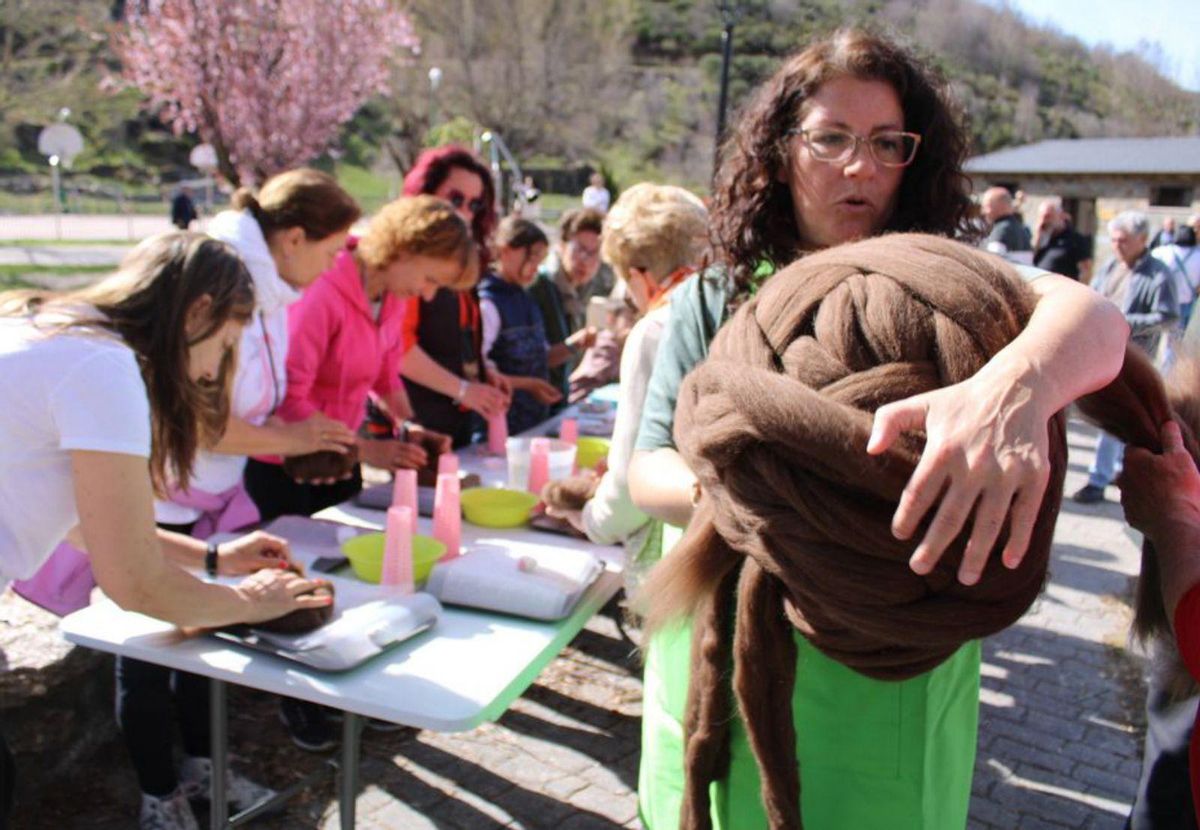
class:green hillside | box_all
[1,0,1196,197]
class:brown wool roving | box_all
[643,234,1069,830]
[254,563,335,634]
[1077,345,1200,656]
[282,445,360,483]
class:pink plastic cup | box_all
[391,468,418,515]
[437,452,459,476]
[487,410,508,456]
[559,418,579,446]
[382,505,414,593]
[432,472,462,560]
[528,437,551,497]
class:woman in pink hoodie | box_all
[244,195,479,522]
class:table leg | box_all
[210,678,228,830]
[339,713,362,829]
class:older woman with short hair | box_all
[544,183,708,591]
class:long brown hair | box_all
[231,167,361,241]
[712,28,976,299]
[0,232,255,492]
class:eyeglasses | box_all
[567,239,601,260]
[445,189,487,217]
[788,128,922,168]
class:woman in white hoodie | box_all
[119,170,362,830]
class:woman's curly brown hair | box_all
[712,28,977,299]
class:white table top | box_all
[61,499,623,733]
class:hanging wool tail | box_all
[1077,345,1200,648]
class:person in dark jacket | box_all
[170,187,198,230]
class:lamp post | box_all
[713,1,745,175]
[37,108,84,238]
[428,66,443,131]
[189,143,218,212]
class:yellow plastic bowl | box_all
[575,436,611,470]
[460,487,538,528]
[340,533,446,585]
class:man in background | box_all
[1033,197,1093,282]
[981,186,1032,260]
[581,172,611,214]
[1149,216,1178,250]
[1074,211,1178,504]
[170,186,198,230]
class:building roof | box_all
[965,137,1200,176]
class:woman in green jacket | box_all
[628,29,1129,830]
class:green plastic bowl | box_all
[575,436,611,470]
[460,487,538,528]
[340,533,446,585]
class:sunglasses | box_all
[445,189,487,217]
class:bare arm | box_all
[399,344,507,417]
[505,374,563,405]
[869,272,1128,584]
[209,413,356,457]
[628,447,697,529]
[72,450,328,627]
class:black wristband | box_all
[205,541,219,577]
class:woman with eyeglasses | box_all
[528,208,611,404]
[392,145,511,447]
[628,29,1128,829]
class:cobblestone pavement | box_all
[25,418,1151,829]
[969,418,1148,830]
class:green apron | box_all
[638,524,981,830]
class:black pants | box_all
[115,656,211,797]
[244,459,362,522]
[1127,680,1198,829]
[115,519,210,797]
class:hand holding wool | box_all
[869,353,1052,585]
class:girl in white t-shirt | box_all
[128,171,361,825]
[0,233,329,830]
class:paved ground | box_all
[970,418,1147,830]
[21,417,1154,829]
[0,214,190,242]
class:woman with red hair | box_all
[396,145,510,446]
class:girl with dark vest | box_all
[479,217,563,435]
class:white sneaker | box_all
[179,755,278,813]
[139,789,199,830]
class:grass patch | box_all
[335,163,398,216]
[0,263,112,290]
[0,272,32,290]
[0,239,136,247]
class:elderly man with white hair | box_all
[1073,210,1178,504]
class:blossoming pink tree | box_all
[113,0,420,185]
